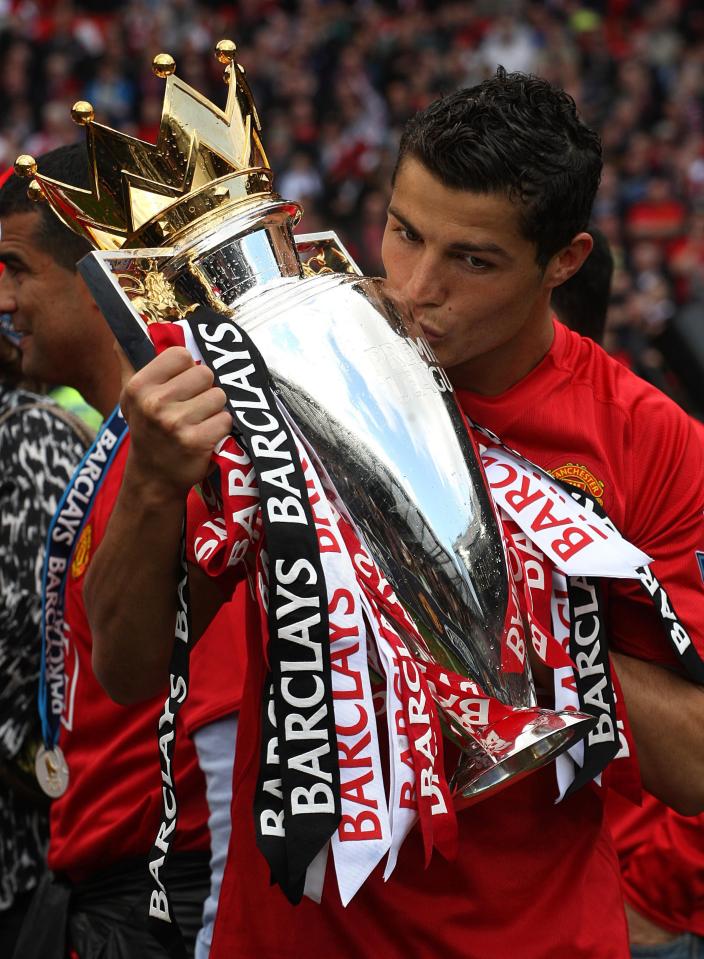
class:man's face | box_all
[0,210,97,385]
[381,157,556,394]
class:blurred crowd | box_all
[0,0,702,415]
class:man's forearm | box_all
[84,453,185,704]
[612,651,704,815]
[84,346,233,704]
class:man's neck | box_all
[78,368,121,421]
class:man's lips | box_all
[419,325,443,344]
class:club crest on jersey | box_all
[70,524,92,580]
[550,463,605,506]
[696,551,704,586]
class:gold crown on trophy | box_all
[14,40,273,251]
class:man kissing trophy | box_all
[16,39,630,919]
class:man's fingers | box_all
[190,410,235,450]
[176,411,234,462]
[172,386,229,429]
[127,346,197,392]
[157,363,216,404]
[122,350,218,420]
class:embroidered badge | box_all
[550,463,605,506]
[696,551,704,585]
[70,524,92,580]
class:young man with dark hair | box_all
[85,70,704,958]
[0,144,243,959]
[0,145,119,414]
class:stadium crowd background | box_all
[0,0,702,417]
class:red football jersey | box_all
[463,321,704,671]
[608,791,704,936]
[183,582,247,738]
[49,439,215,879]
[209,321,704,958]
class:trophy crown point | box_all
[27,179,46,203]
[215,39,237,64]
[71,101,95,125]
[25,39,272,251]
[14,154,37,178]
[152,53,176,78]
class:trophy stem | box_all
[450,708,596,808]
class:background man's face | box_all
[381,157,553,393]
[0,210,96,386]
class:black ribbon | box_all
[564,573,618,795]
[636,563,704,684]
[146,527,191,959]
[188,305,340,903]
[560,484,704,684]
[558,482,704,792]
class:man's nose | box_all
[402,252,445,308]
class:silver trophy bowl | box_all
[82,196,595,803]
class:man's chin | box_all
[427,342,453,369]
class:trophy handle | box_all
[295,231,362,277]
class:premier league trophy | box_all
[16,40,594,807]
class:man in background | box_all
[0,144,243,959]
[0,294,89,955]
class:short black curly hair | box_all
[394,67,602,268]
[0,142,93,272]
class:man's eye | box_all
[398,227,420,243]
[464,255,489,270]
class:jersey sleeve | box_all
[606,402,704,674]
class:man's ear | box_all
[544,232,593,290]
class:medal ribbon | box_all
[39,407,127,752]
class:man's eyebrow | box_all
[387,205,511,259]
[0,250,27,269]
[448,239,511,260]
[387,205,421,237]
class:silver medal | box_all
[35,745,69,798]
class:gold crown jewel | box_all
[18,40,273,250]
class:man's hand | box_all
[119,346,232,501]
[85,346,232,704]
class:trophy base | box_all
[450,708,596,809]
